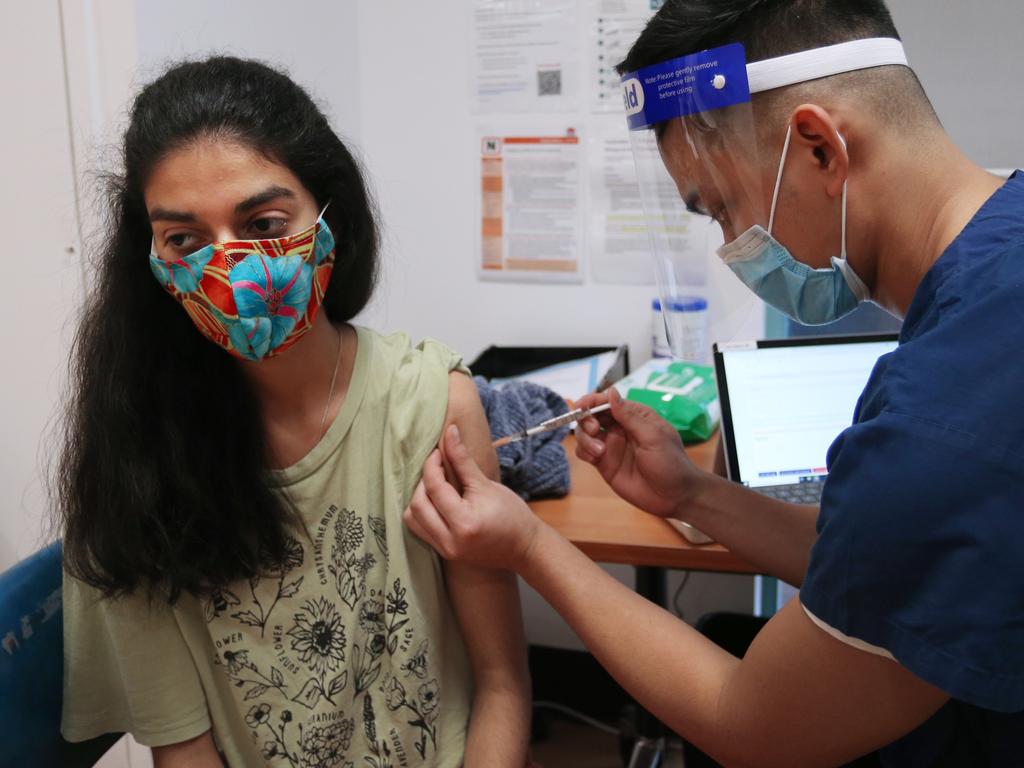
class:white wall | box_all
[0,0,138,571]
[61,0,141,245]
[134,0,362,164]
[889,0,1024,168]
[0,2,83,569]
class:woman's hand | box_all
[404,424,543,572]
[574,388,702,518]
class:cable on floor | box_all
[672,570,692,620]
[532,700,620,736]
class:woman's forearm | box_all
[152,730,224,768]
[463,675,532,767]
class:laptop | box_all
[714,333,899,506]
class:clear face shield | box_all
[621,43,768,360]
[620,38,910,357]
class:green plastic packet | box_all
[614,360,720,444]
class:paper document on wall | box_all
[589,120,656,284]
[590,122,706,285]
[590,0,664,112]
[471,0,579,113]
[479,129,584,283]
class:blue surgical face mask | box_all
[716,126,869,325]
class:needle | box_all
[492,402,613,448]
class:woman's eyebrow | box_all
[235,185,296,214]
[149,208,195,223]
[148,186,298,223]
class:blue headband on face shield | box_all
[621,43,753,130]
[622,38,909,128]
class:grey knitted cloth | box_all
[474,376,572,500]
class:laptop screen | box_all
[715,336,898,488]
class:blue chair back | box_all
[0,541,64,763]
[0,541,120,766]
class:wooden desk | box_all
[529,434,760,575]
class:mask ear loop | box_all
[837,134,848,261]
[769,127,850,258]
[833,134,870,299]
[767,125,793,236]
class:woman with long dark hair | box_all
[58,56,530,767]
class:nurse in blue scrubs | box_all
[405,1,1023,766]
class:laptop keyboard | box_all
[754,481,825,505]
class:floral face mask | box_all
[149,209,336,361]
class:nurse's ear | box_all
[788,104,850,200]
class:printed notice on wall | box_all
[471,0,579,113]
[479,129,583,283]
[589,121,655,284]
[591,0,664,112]
[590,123,705,285]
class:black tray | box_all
[468,345,629,393]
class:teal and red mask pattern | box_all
[149,214,336,361]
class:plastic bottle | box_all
[651,296,709,362]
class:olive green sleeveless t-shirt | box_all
[62,327,474,767]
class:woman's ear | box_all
[788,104,849,199]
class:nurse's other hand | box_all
[404,426,542,572]
[574,388,699,518]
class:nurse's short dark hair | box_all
[619,0,938,137]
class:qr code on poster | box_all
[537,69,562,97]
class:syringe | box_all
[492,403,612,448]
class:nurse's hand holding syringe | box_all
[571,389,698,519]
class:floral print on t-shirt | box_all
[206,503,445,767]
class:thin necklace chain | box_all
[317,325,344,439]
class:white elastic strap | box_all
[838,182,848,259]
[747,38,909,95]
[767,125,793,235]
[838,135,848,260]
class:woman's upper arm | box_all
[442,371,499,483]
[152,730,223,768]
[439,372,528,685]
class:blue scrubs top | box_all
[801,171,1024,766]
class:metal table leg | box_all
[627,566,669,767]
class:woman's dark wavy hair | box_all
[58,56,379,602]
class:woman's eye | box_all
[166,232,199,250]
[249,217,289,237]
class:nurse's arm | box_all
[574,390,819,586]
[520,522,948,767]
[677,475,820,587]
